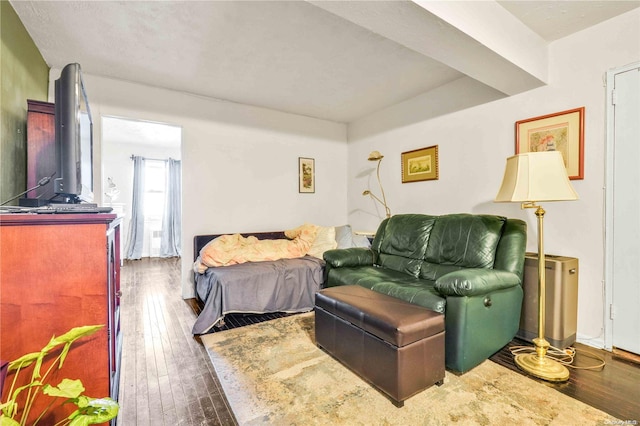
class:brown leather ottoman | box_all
[315,285,445,407]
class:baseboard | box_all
[612,348,640,365]
[576,333,605,350]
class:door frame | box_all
[100,115,183,259]
[604,61,640,351]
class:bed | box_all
[191,231,325,335]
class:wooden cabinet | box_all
[0,213,122,424]
[26,100,57,201]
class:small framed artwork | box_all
[401,145,439,183]
[515,107,585,180]
[298,157,315,193]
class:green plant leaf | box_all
[3,325,115,425]
[58,343,72,369]
[41,334,62,353]
[0,415,21,426]
[74,395,90,409]
[10,380,42,401]
[32,352,46,380]
[41,325,102,354]
[7,352,40,372]
[51,325,103,347]
[0,399,16,418]
[0,401,16,418]
[42,379,85,399]
[68,398,118,425]
[49,325,103,369]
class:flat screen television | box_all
[54,63,94,203]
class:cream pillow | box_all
[334,225,354,249]
[307,226,337,259]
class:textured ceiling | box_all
[102,116,182,148]
[497,0,640,41]
[11,0,640,124]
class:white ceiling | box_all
[102,116,182,148]
[11,0,640,124]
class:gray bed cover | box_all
[192,256,324,334]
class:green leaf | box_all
[9,326,103,371]
[3,325,113,426]
[41,333,62,353]
[42,325,103,364]
[42,379,85,399]
[58,342,72,369]
[0,415,21,426]
[51,326,103,347]
[75,395,90,409]
[68,398,118,425]
[7,352,40,372]
[0,401,16,418]
[10,380,42,402]
[32,352,46,380]
[50,326,103,369]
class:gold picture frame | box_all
[298,157,315,193]
[401,145,439,183]
[515,107,585,180]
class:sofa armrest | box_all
[323,248,374,268]
[434,269,521,297]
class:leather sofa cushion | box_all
[325,265,446,314]
[315,285,444,347]
[376,214,436,277]
[420,214,506,280]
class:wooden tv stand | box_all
[0,213,122,424]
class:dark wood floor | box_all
[117,257,237,426]
[118,258,639,425]
[490,339,640,421]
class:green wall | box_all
[1,1,49,205]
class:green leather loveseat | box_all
[323,213,527,373]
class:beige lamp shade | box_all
[368,151,384,161]
[495,151,578,203]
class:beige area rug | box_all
[202,312,618,425]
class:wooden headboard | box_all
[193,231,287,261]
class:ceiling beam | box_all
[308,0,548,96]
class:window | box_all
[143,160,166,257]
[144,160,166,220]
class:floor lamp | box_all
[495,151,578,382]
[362,150,391,218]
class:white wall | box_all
[45,8,638,344]
[49,73,348,298]
[347,9,640,349]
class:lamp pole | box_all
[514,202,569,381]
[534,205,550,360]
[364,151,391,218]
[375,159,390,218]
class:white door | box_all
[605,64,640,354]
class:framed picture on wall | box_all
[298,157,315,193]
[401,145,439,183]
[515,107,585,180]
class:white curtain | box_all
[160,158,181,257]
[125,156,145,259]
